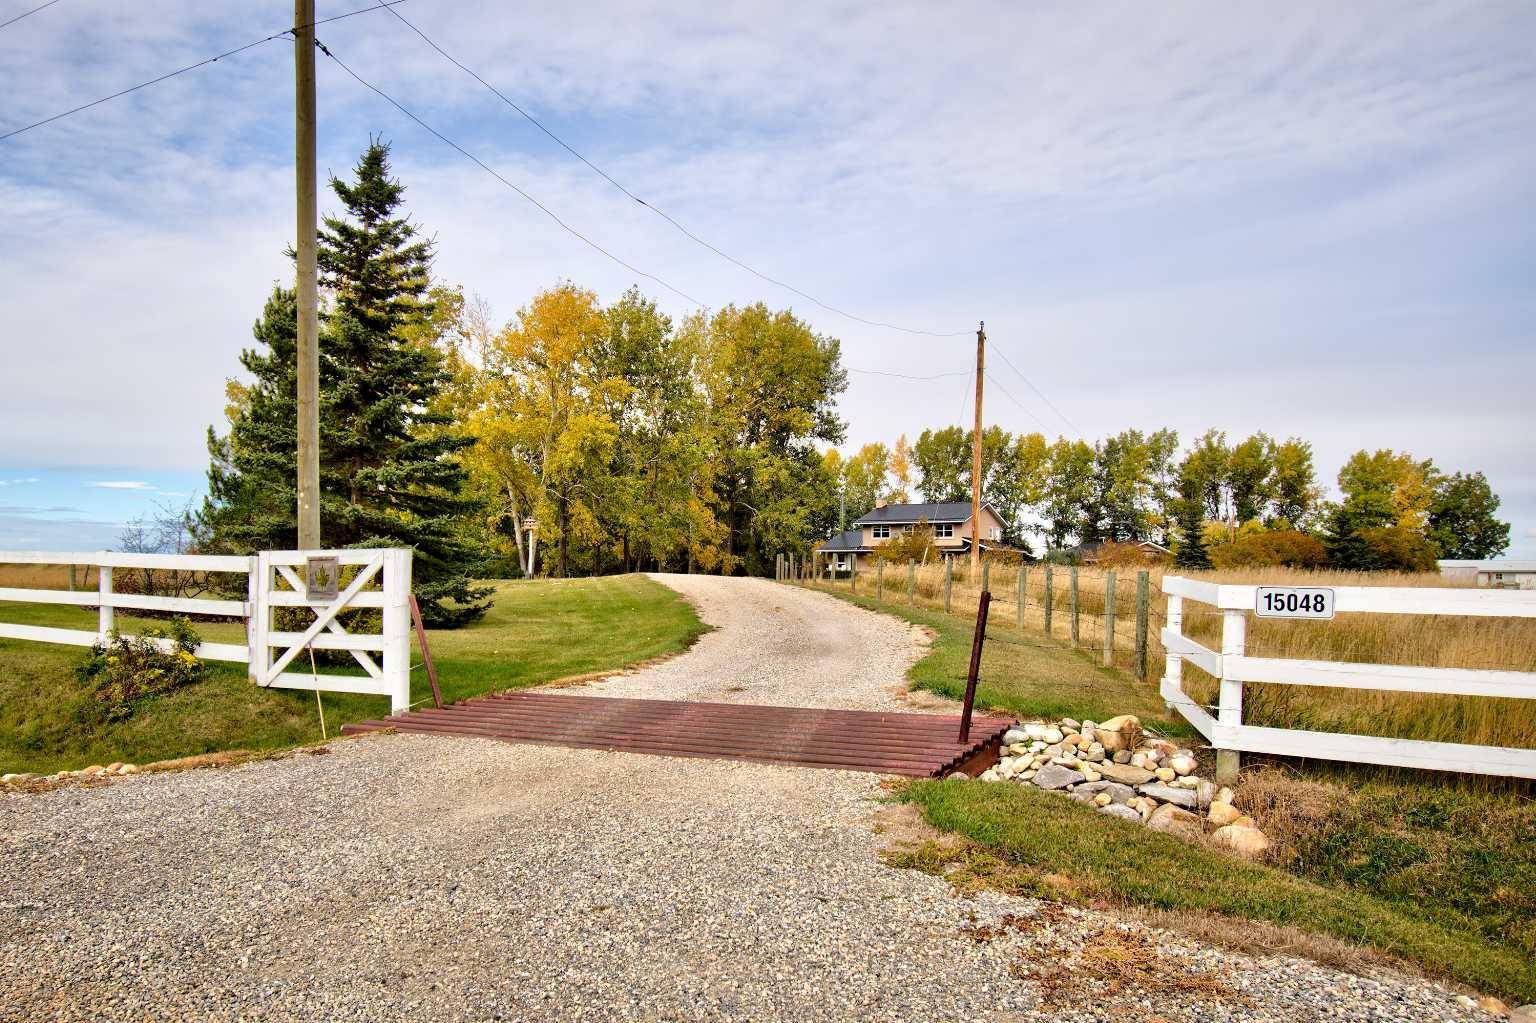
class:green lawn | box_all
[0,574,706,774]
[799,580,1535,1004]
[899,779,1536,1004]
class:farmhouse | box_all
[1438,559,1536,590]
[818,500,1008,573]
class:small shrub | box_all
[75,619,207,720]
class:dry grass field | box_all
[812,558,1536,750]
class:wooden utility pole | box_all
[970,321,985,578]
[294,0,321,550]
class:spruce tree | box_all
[1173,498,1211,569]
[201,141,490,627]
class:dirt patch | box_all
[1020,925,1248,1008]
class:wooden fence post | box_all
[982,560,990,594]
[851,558,858,594]
[1044,565,1054,634]
[943,558,952,613]
[876,560,885,602]
[1070,567,1080,646]
[1102,569,1116,667]
[1135,570,1149,681]
[1016,566,1026,628]
[907,560,916,606]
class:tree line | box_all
[827,426,1510,572]
[194,142,1510,626]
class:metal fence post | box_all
[1216,607,1246,782]
[383,548,413,715]
[906,560,915,606]
[943,558,952,613]
[1070,567,1080,646]
[1102,569,1116,667]
[1135,570,1149,681]
[1044,564,1054,634]
[1017,566,1026,628]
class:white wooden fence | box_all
[1160,575,1536,780]
[0,548,413,713]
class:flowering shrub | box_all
[75,618,207,720]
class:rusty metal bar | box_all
[409,594,444,709]
[958,589,992,743]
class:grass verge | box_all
[0,574,706,774]
[797,581,1191,736]
[897,778,1536,1003]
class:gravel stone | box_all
[0,576,1487,1021]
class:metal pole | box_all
[970,321,985,579]
[294,0,321,551]
[958,590,992,743]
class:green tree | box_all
[201,142,490,627]
[1270,437,1321,528]
[692,303,846,574]
[1181,429,1231,521]
[1427,471,1510,559]
[1326,449,1437,569]
[1042,438,1095,550]
[913,426,969,502]
[840,443,892,525]
[1227,432,1275,524]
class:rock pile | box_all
[974,715,1271,857]
[2,762,140,788]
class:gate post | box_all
[97,561,114,640]
[1216,607,1245,782]
[383,548,413,715]
[247,553,268,685]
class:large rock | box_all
[1506,1004,1534,1023]
[1074,780,1136,804]
[1207,801,1243,825]
[1146,802,1204,839]
[1098,803,1142,823]
[1031,764,1080,791]
[1211,824,1271,858]
[1138,783,1198,809]
[1094,761,1154,786]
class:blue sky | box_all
[1,0,1533,555]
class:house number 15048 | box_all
[1254,586,1336,619]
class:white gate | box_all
[0,548,414,714]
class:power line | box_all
[316,38,707,309]
[848,367,970,381]
[0,0,62,32]
[983,369,1053,434]
[0,1,406,143]
[989,341,1083,436]
[381,5,971,340]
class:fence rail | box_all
[1159,574,1536,780]
[0,548,413,713]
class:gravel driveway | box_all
[0,576,1487,1022]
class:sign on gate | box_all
[305,555,339,601]
[1254,586,1335,620]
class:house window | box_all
[902,524,913,534]
[871,525,890,539]
[934,523,954,538]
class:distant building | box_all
[1438,559,1536,590]
[1074,539,1172,565]
[818,501,1009,573]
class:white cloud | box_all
[87,481,152,490]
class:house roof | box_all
[819,528,871,553]
[852,501,994,526]
[1078,539,1171,555]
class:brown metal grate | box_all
[343,691,1014,777]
